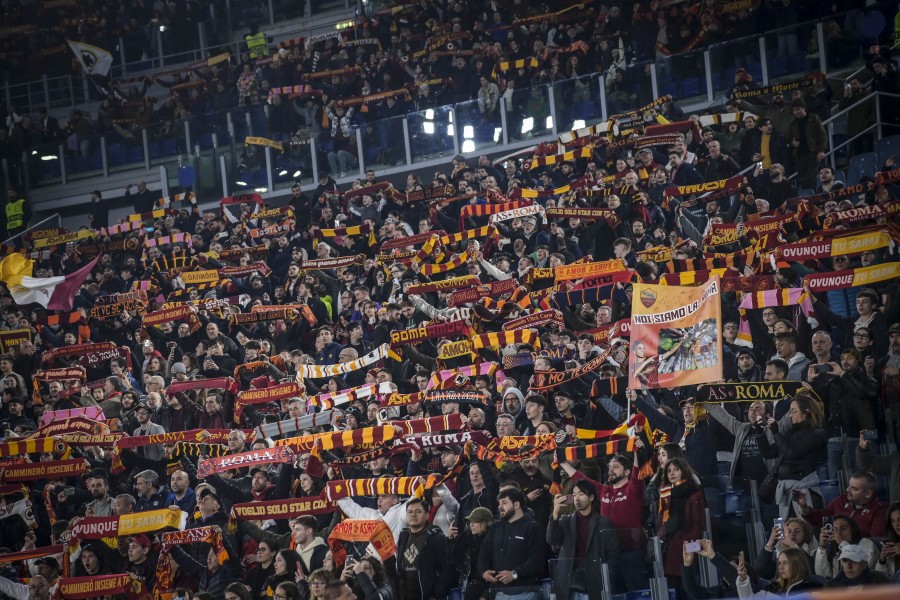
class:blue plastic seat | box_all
[769,57,790,78]
[723,491,750,515]
[875,134,900,165]
[820,480,842,507]
[846,152,878,185]
[682,78,701,97]
[126,145,144,163]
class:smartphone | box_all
[756,161,763,170]
[685,541,702,553]
[862,430,878,441]
[822,516,834,531]
[773,517,785,539]
[61,487,76,497]
[814,364,832,374]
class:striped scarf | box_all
[129,208,177,222]
[326,476,424,501]
[313,224,376,248]
[0,437,68,458]
[803,262,900,292]
[551,282,617,309]
[476,286,532,315]
[381,391,426,407]
[665,252,756,273]
[440,225,499,246]
[427,362,505,391]
[308,382,394,409]
[253,411,335,439]
[531,348,611,392]
[296,343,391,379]
[196,446,295,478]
[659,269,730,286]
[449,278,518,307]
[459,201,532,229]
[502,309,565,331]
[736,288,816,346]
[389,320,471,348]
[391,414,465,434]
[545,207,620,223]
[141,232,192,260]
[590,375,629,397]
[100,220,145,236]
[472,328,540,350]
[312,426,397,458]
[422,390,489,407]
[696,111,756,127]
[488,203,547,226]
[557,437,636,461]
[525,146,593,170]
[502,346,571,369]
[420,250,470,276]
[234,382,304,422]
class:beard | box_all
[500,507,515,522]
[606,473,625,486]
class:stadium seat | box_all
[723,491,750,516]
[875,134,900,165]
[846,152,878,185]
[819,480,842,506]
[681,78,701,97]
[126,145,144,163]
[769,57,789,78]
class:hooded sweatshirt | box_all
[502,387,527,432]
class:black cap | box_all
[199,488,221,504]
[35,557,60,571]
[135,402,152,413]
[83,468,109,482]
[736,347,754,357]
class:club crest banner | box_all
[628,277,722,389]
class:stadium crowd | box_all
[1,2,900,600]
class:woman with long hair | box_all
[225,582,253,600]
[656,457,706,592]
[645,443,688,521]
[263,550,303,598]
[756,391,827,518]
[244,540,276,599]
[350,556,394,600]
[814,514,879,578]
[736,547,821,597]
[876,502,900,580]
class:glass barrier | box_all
[821,17,867,75]
[64,131,107,181]
[358,114,408,171]
[547,527,651,596]
[272,139,316,190]
[607,60,654,116]
[409,106,455,164]
[708,36,761,100]
[550,74,598,135]
[455,98,505,154]
[30,141,63,188]
[764,21,818,83]
[657,47,708,106]
[510,83,553,142]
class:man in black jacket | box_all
[547,480,621,600]
[477,488,546,600]
[396,498,451,600]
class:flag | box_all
[67,40,113,77]
[0,253,35,288]
[8,256,99,310]
[628,277,723,389]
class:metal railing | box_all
[0,213,62,247]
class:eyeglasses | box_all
[853,334,870,339]
[310,581,326,586]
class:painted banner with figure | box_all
[628,277,722,389]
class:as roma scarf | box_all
[720,275,779,292]
[775,230,893,262]
[736,288,816,346]
[0,544,63,564]
[545,207,620,224]
[407,275,479,295]
[697,380,803,402]
[422,390,488,407]
[502,309,565,331]
[42,342,117,366]
[156,526,227,595]
[326,477,424,501]
[557,437,636,462]
[1,459,86,481]
[665,251,756,273]
[472,329,540,350]
[328,519,397,565]
[531,348,611,392]
[298,254,366,271]
[313,224,376,248]
[312,426,396,458]
[53,574,147,600]
[0,436,69,458]
[381,231,447,251]
[166,377,239,397]
[420,249,470,276]
[234,382,304,422]
[459,201,532,229]
[389,320,470,348]
[248,219,295,239]
[663,175,746,199]
[308,382,394,410]
[380,391,426,407]
[197,446,295,478]
[116,428,250,449]
[502,346,571,369]
[128,207,177,222]
[142,305,200,333]
[30,416,106,437]
[584,320,632,345]
[253,410,335,440]
[440,225,499,246]
[390,414,466,434]
[449,278,518,307]
[231,494,334,521]
[427,362,505,391]
[438,340,476,360]
[296,343,391,379]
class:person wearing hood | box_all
[501,387,527,433]
[733,347,763,383]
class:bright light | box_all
[293,170,302,178]
[41,155,58,161]
[572,119,586,130]
[493,128,502,142]
[545,116,554,129]
[254,187,268,193]
[461,140,475,153]
[521,117,534,135]
[446,124,454,136]
[463,125,474,139]
[448,111,453,123]
[31,150,37,155]
[423,121,435,135]
[278,169,288,176]
[235,181,248,186]
[424,109,434,120]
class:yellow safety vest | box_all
[6,198,25,231]
[245,32,269,59]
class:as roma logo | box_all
[640,289,657,308]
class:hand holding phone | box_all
[685,541,701,553]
